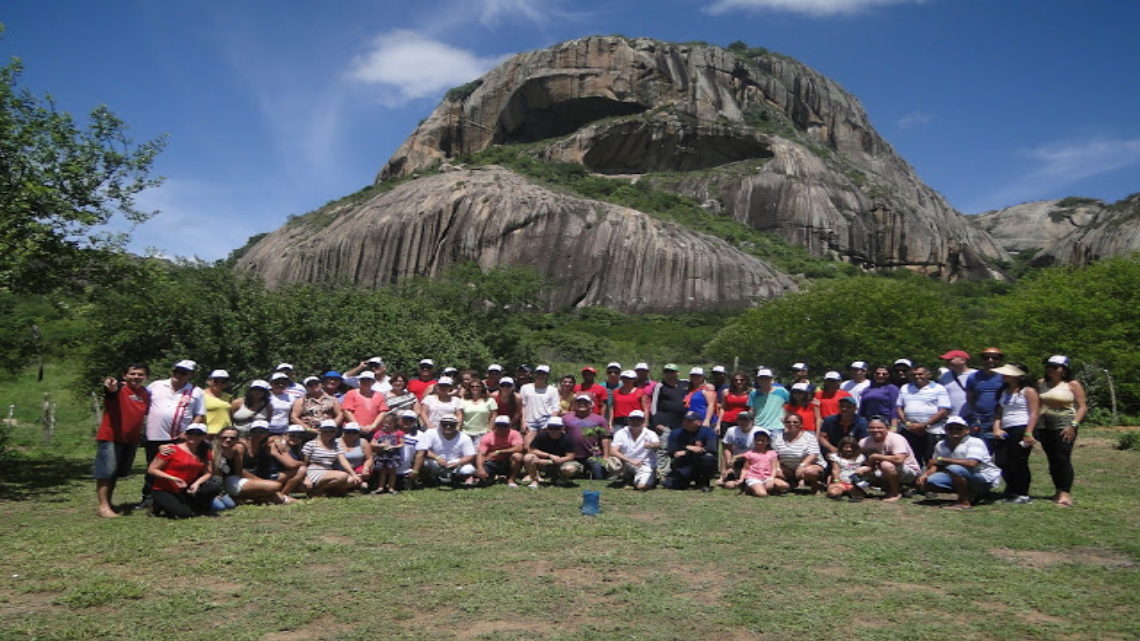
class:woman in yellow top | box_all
[1035,355,1086,507]
[203,369,234,436]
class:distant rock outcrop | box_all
[973,194,1140,266]
[379,36,1007,279]
[237,167,796,313]
[239,36,1012,312]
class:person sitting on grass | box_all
[606,410,659,491]
[737,429,787,498]
[664,411,718,491]
[854,416,921,502]
[719,411,758,487]
[244,421,302,502]
[301,420,360,497]
[772,414,825,493]
[916,415,1002,510]
[147,424,218,518]
[826,436,867,501]
[415,413,477,487]
[213,426,289,507]
[475,414,525,487]
[521,415,580,488]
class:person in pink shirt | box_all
[475,415,525,486]
[854,416,921,502]
[736,429,788,497]
[341,371,388,436]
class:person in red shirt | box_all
[608,370,650,428]
[573,366,608,415]
[815,371,853,419]
[406,358,437,400]
[784,383,821,432]
[94,363,150,518]
[475,415,525,486]
[147,424,216,518]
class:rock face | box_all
[379,36,1007,279]
[239,36,1014,312]
[973,194,1140,266]
[237,167,796,313]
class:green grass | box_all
[2,367,1138,641]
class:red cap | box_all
[581,366,597,374]
[939,349,970,360]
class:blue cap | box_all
[684,411,703,421]
[322,370,343,380]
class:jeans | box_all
[926,464,992,495]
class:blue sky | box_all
[4,0,1138,260]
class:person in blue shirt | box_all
[966,347,1007,452]
[664,411,718,491]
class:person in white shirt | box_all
[519,365,561,434]
[607,410,660,490]
[916,416,1001,510]
[894,364,951,466]
[840,361,871,408]
[719,411,758,488]
[937,350,975,418]
[413,413,476,486]
[140,359,206,505]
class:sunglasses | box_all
[982,354,1004,360]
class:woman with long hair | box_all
[858,366,899,423]
[991,362,1039,504]
[302,420,360,497]
[231,380,272,434]
[146,424,217,518]
[213,426,289,505]
[1035,355,1086,507]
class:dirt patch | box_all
[210,581,244,596]
[317,535,355,546]
[456,619,548,640]
[260,617,352,641]
[625,510,665,523]
[990,547,1134,569]
[881,581,939,594]
[0,590,63,615]
[1023,610,1066,625]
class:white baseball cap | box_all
[270,372,290,381]
[620,369,637,379]
[634,362,649,371]
[535,365,551,373]
[823,371,841,381]
[628,409,645,419]
[494,415,511,425]
[711,365,726,374]
[208,369,229,379]
[689,367,704,376]
[791,362,807,371]
[275,363,294,371]
[437,376,454,386]
[546,416,564,428]
[359,371,376,380]
[248,379,270,390]
[849,361,868,370]
[791,382,811,392]
[174,359,197,371]
[487,364,503,372]
[756,368,773,377]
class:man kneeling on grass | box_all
[916,415,1002,510]
[606,410,659,490]
[475,415,524,487]
[522,416,581,488]
[852,417,921,502]
[415,413,477,487]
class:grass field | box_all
[1,372,1139,641]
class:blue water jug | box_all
[581,490,601,516]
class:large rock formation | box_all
[239,36,1012,312]
[973,194,1140,267]
[379,36,1007,279]
[238,167,795,312]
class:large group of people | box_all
[92,348,1087,518]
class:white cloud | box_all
[477,0,554,27]
[124,178,266,261]
[968,137,1140,212]
[896,111,932,129]
[707,0,926,17]
[346,30,508,106]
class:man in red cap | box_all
[938,349,975,418]
[573,366,608,415]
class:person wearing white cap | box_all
[203,369,233,436]
[685,367,716,431]
[415,413,477,486]
[146,423,218,518]
[815,371,852,422]
[562,393,612,480]
[141,360,207,506]
[490,376,522,430]
[290,373,344,431]
[522,415,580,488]
[482,364,504,391]
[474,414,524,487]
[407,359,437,401]
[342,357,391,394]
[608,370,650,429]
[267,373,297,434]
[607,409,659,490]
[710,365,729,393]
[396,410,424,489]
[519,365,560,434]
[1036,354,1085,507]
[890,359,914,388]
[301,420,361,497]
[231,380,272,435]
[790,362,812,390]
[841,361,871,408]
[342,371,389,436]
[748,368,790,435]
[633,362,657,396]
[916,416,1001,509]
[272,363,306,399]
[420,376,463,431]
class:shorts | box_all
[744,477,771,488]
[482,459,513,477]
[872,463,918,484]
[538,460,583,478]
[224,475,248,496]
[93,441,138,479]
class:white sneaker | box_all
[507,481,519,488]
[527,482,539,489]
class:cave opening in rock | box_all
[496,80,649,143]
[582,123,774,174]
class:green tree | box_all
[706,275,969,372]
[984,254,1140,412]
[0,48,166,293]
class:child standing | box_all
[737,429,788,497]
[371,414,405,494]
[827,436,867,501]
